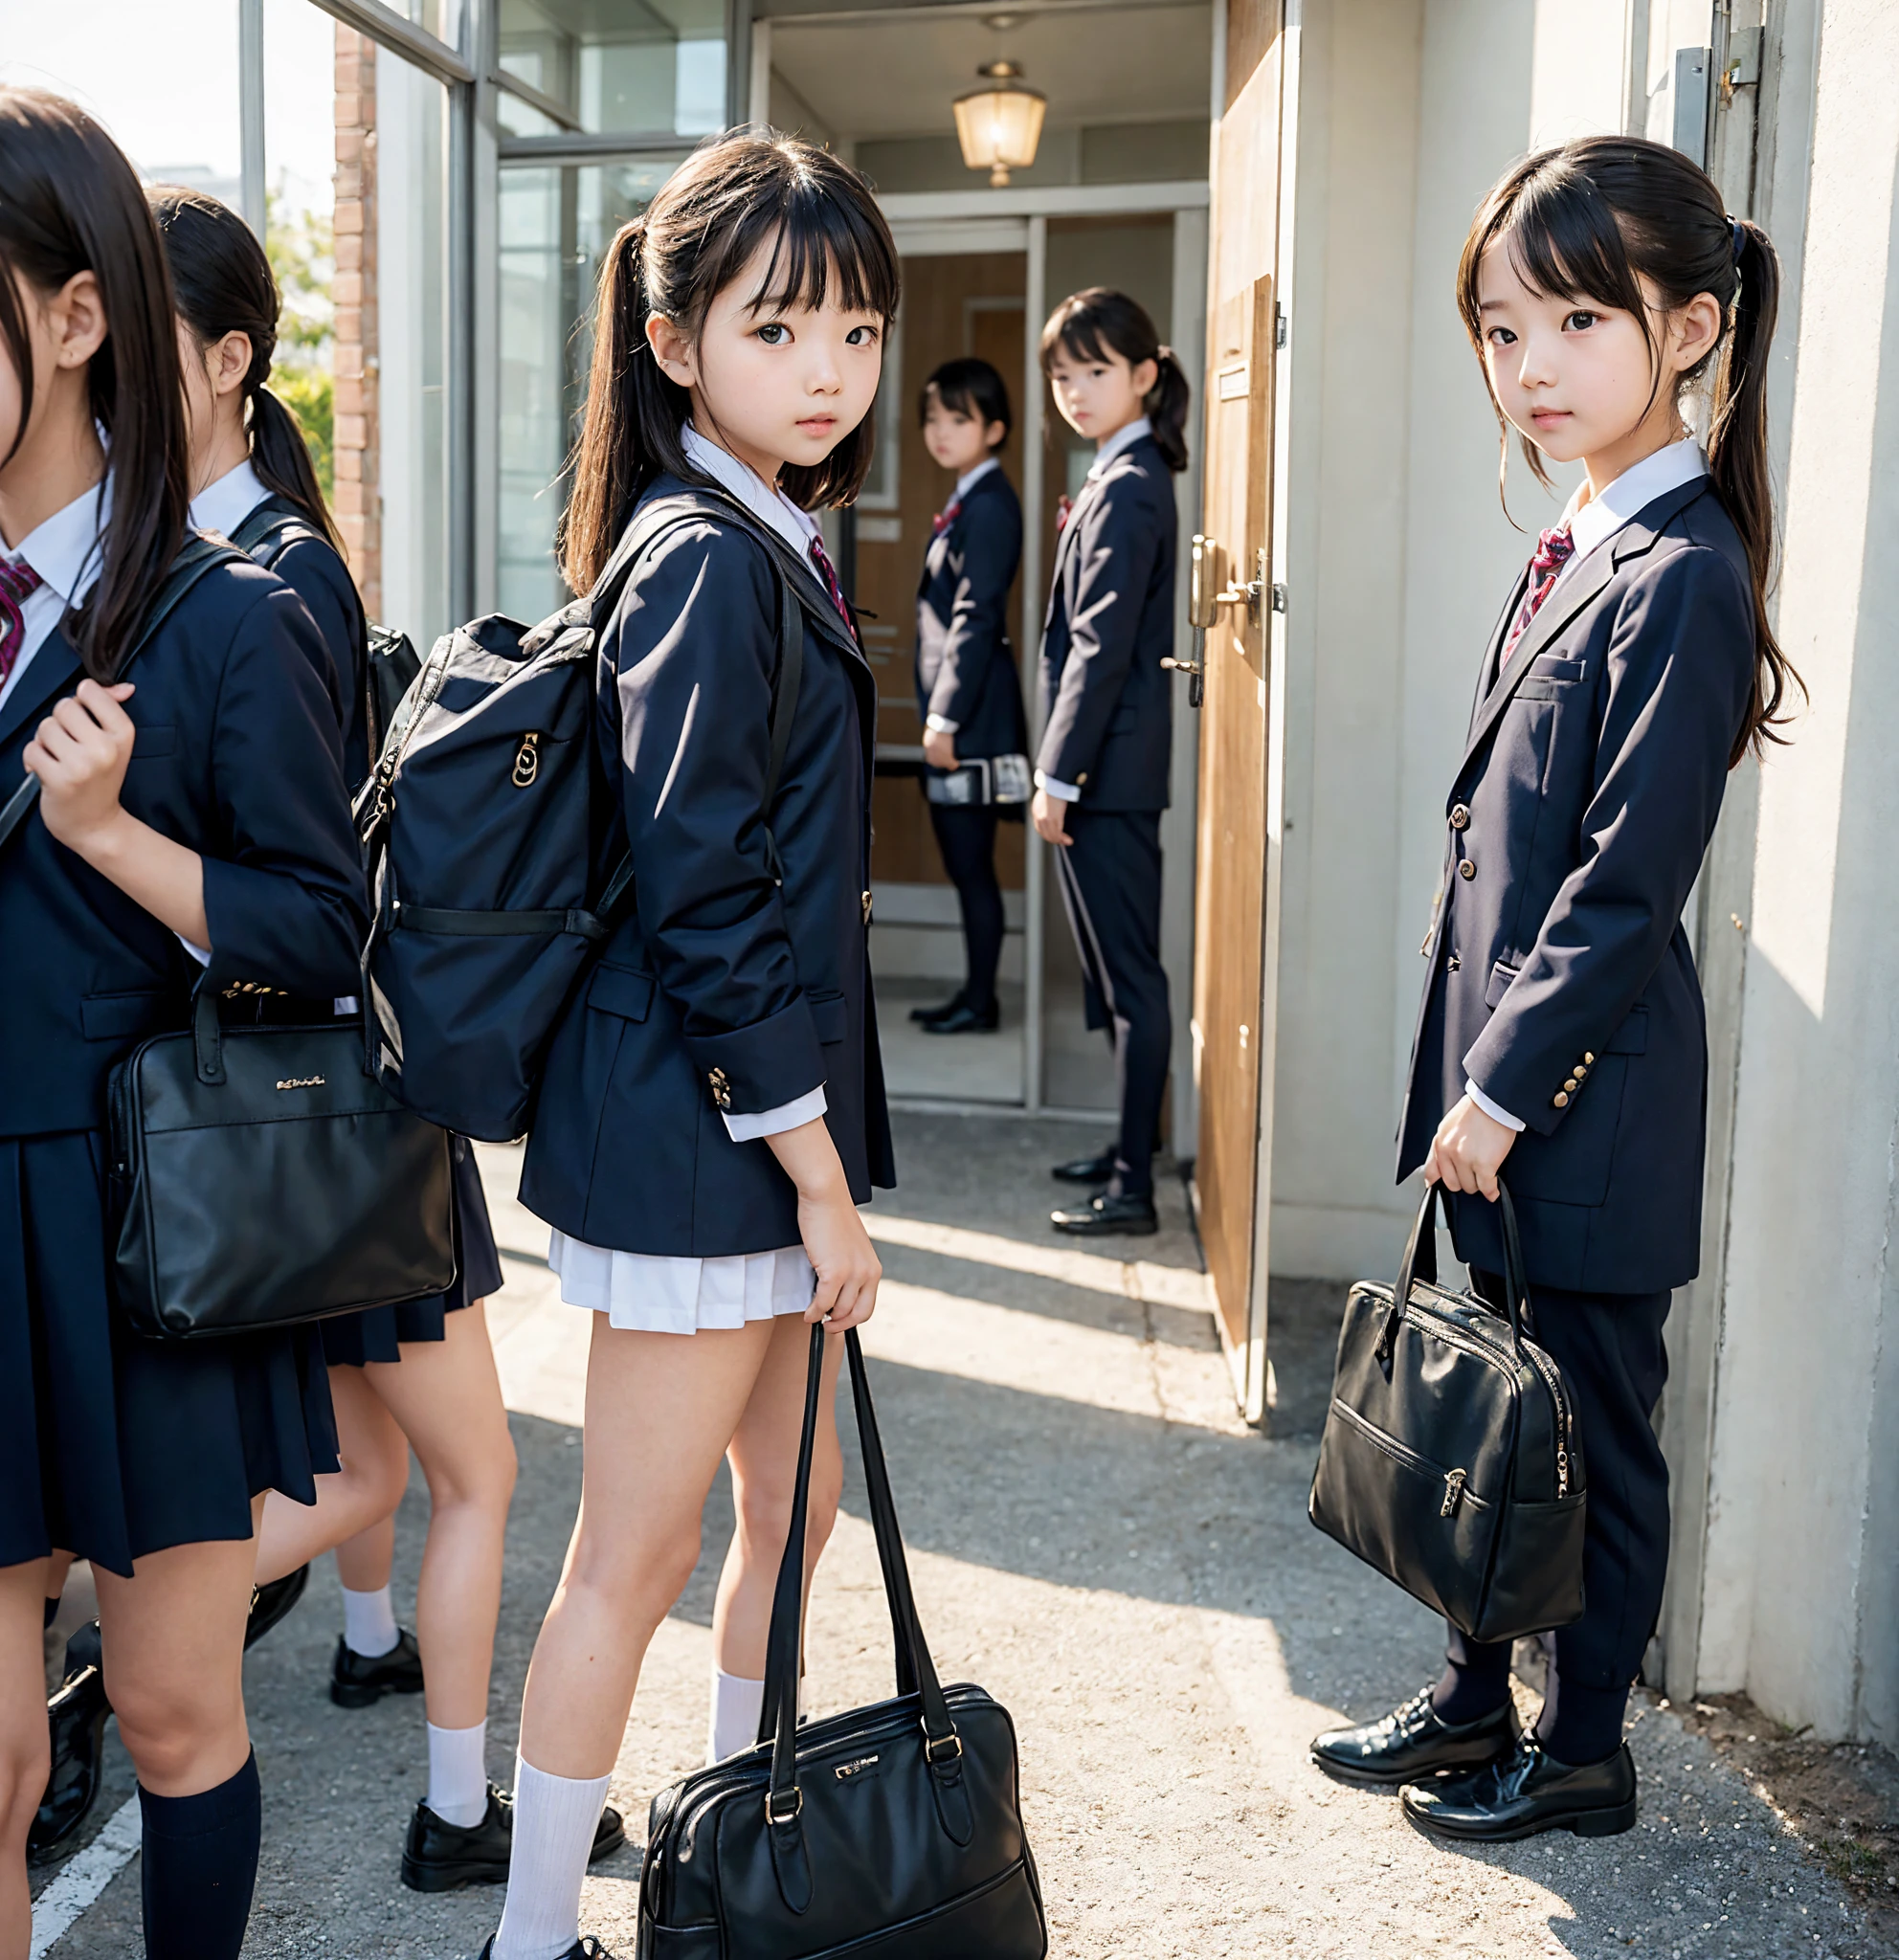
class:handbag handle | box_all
[759,1326,971,1889]
[1380,1176,1531,1360]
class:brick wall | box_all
[332,28,380,618]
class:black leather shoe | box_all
[1051,1192,1158,1236]
[923,998,999,1035]
[1402,1735,1639,1841]
[403,1782,627,1891]
[479,1941,619,1960]
[909,991,965,1025]
[1310,1688,1518,1789]
[245,1565,309,1651]
[330,1628,425,1708]
[1051,1147,1117,1184]
[28,1622,109,1862]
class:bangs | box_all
[1039,305,1112,371]
[732,184,899,322]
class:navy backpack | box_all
[356,488,810,1142]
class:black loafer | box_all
[478,1940,619,1959]
[923,999,999,1035]
[909,992,965,1025]
[244,1565,309,1651]
[1310,1688,1518,1789]
[28,1622,110,1862]
[403,1782,627,1891]
[1401,1735,1639,1841]
[1051,1148,1117,1184]
[330,1628,425,1708]
[1051,1192,1158,1236]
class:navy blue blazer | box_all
[0,555,369,1141]
[1397,479,1756,1295]
[914,465,1028,767]
[1036,433,1176,811]
[521,481,897,1258]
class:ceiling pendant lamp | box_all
[952,59,1047,188]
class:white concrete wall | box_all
[1696,0,1899,1745]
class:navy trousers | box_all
[1446,1270,1671,1760]
[1053,808,1170,1198]
[927,802,1005,1014]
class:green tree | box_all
[265,189,336,501]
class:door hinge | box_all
[1270,583,1287,614]
[1274,305,1287,350]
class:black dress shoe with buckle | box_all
[1401,1735,1639,1841]
[909,991,966,1025]
[329,1628,425,1708]
[1310,1688,1519,1789]
[28,1622,109,1862]
[244,1565,309,1651]
[1051,1191,1158,1236]
[923,998,999,1035]
[403,1782,627,1891]
[1051,1147,1117,1184]
[479,1935,620,1958]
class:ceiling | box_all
[769,1,1211,145]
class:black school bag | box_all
[356,487,810,1143]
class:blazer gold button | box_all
[1553,1091,1570,1108]
[1564,1078,1578,1093]
[1574,1063,1588,1080]
[1076,772,1088,785]
[860,890,873,924]
[1449,804,1470,831]
[707,1067,731,1111]
[1446,952,1461,972]
[1458,859,1476,880]
[1583,1051,1596,1065]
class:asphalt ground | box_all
[28,1109,1894,1958]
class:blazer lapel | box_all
[1470,567,1530,733]
[0,625,81,757]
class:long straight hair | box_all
[561,130,901,595]
[149,186,346,557]
[0,88,189,681]
[1039,287,1190,473]
[1456,135,1795,766]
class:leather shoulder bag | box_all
[638,1325,1049,1960]
[1307,1180,1587,1643]
[107,989,456,1340]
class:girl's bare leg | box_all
[0,1559,53,1960]
[254,1367,410,1588]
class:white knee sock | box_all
[490,1755,611,1960]
[707,1669,766,1765]
[426,1719,490,1828]
[341,1583,399,1659]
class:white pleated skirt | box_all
[547,1232,815,1335]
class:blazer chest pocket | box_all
[587,963,655,1022]
[808,991,847,1045]
[1516,656,1587,702]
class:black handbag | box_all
[106,990,456,1340]
[638,1325,1048,1960]
[1307,1180,1587,1643]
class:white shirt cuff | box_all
[1034,768,1082,802]
[925,713,960,734]
[724,1083,828,1144]
[177,935,212,967]
[1465,1078,1525,1133]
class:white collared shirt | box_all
[952,456,1001,503]
[681,423,819,560]
[1463,434,1711,1135]
[190,457,271,538]
[0,474,111,717]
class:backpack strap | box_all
[0,534,241,858]
[228,502,308,568]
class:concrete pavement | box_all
[29,1109,1893,1957]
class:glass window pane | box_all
[500,0,726,139]
[499,157,685,622]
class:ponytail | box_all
[148,185,346,559]
[1456,136,1800,766]
[1039,287,1191,474]
[561,132,901,595]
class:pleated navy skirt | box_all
[320,1139,503,1368]
[0,1130,341,1578]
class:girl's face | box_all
[1045,342,1156,445]
[922,389,1004,478]
[648,234,884,484]
[1475,236,1721,479]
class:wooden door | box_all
[1192,0,1285,1412]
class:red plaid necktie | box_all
[1502,524,1575,659]
[931,499,961,537]
[1055,494,1074,533]
[0,557,43,686]
[807,536,858,642]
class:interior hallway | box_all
[29,1112,1888,1957]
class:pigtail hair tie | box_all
[1730,215,1747,264]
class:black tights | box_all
[928,802,1004,1013]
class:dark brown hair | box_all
[1457,135,1796,765]
[1039,287,1189,473]
[149,186,346,557]
[0,88,189,681]
[561,130,901,594]
[922,356,1011,449]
